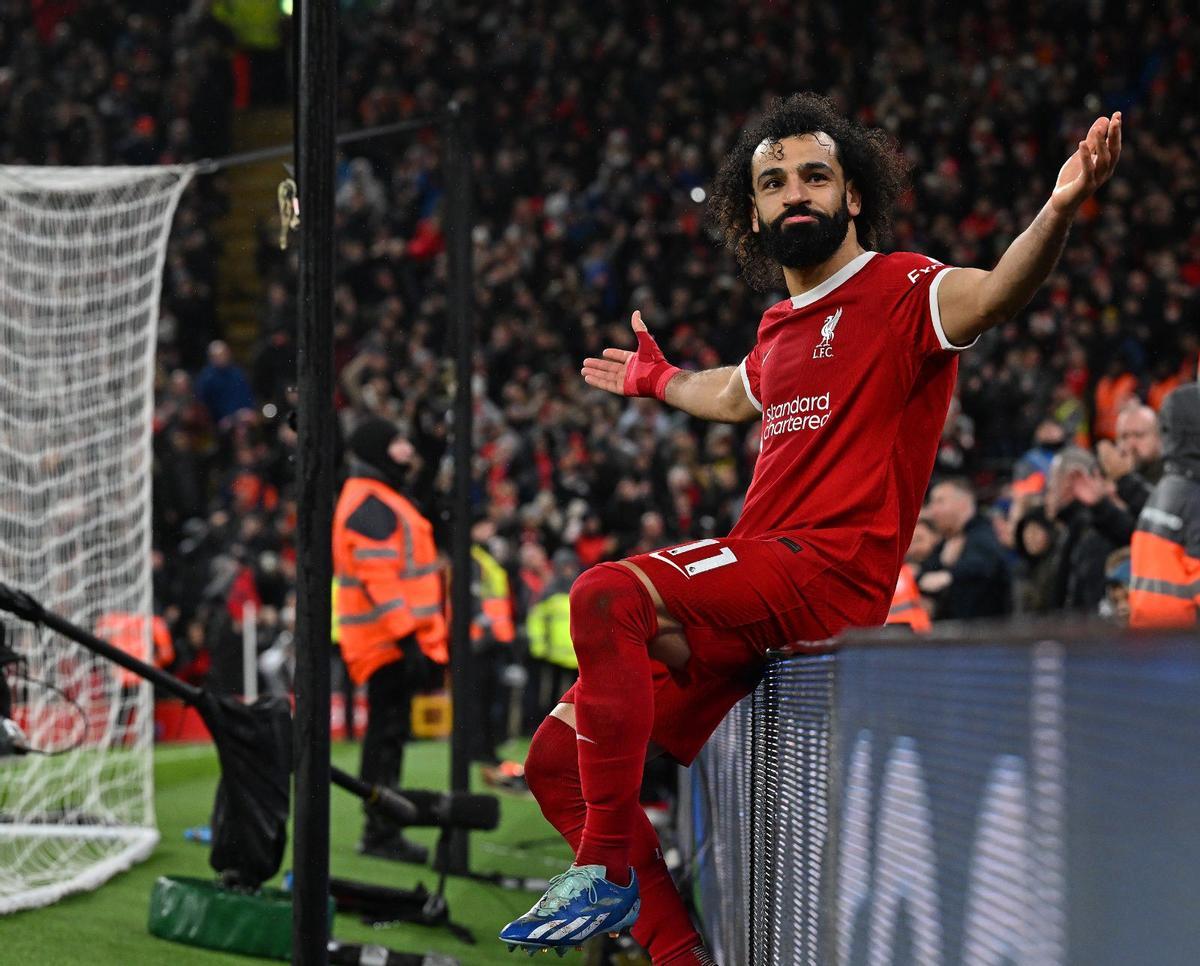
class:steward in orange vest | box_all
[887,518,936,632]
[470,544,516,649]
[1130,384,1200,628]
[96,611,175,737]
[333,434,448,687]
[465,517,516,766]
[95,612,175,688]
[333,418,445,863]
[886,562,932,632]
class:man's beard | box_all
[757,198,851,268]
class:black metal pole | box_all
[192,116,439,175]
[293,0,337,962]
[0,582,204,707]
[444,102,475,876]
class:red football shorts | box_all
[560,533,862,765]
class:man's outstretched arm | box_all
[937,112,1123,347]
[581,310,760,422]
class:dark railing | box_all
[688,622,1200,966]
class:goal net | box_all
[0,166,191,914]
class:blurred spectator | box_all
[329,580,357,740]
[252,324,296,407]
[195,340,255,429]
[886,517,935,631]
[469,515,517,767]
[1097,402,1164,519]
[574,512,614,569]
[919,480,1011,621]
[1045,447,1135,613]
[525,548,580,723]
[1010,419,1067,512]
[259,591,296,696]
[1012,505,1060,616]
[1101,548,1133,625]
[1117,405,1166,483]
[199,546,261,694]
[514,541,553,619]
[1093,360,1140,442]
[95,610,175,682]
[1148,357,1189,412]
[934,396,977,478]
[211,0,287,105]
[1129,384,1200,628]
[95,611,176,732]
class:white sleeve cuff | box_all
[929,267,979,352]
[738,358,762,412]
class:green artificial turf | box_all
[2,738,574,965]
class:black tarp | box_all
[197,692,292,889]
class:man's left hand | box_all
[1051,113,1122,216]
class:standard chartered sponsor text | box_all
[763,391,832,438]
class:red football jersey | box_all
[729,250,973,624]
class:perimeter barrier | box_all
[686,623,1200,965]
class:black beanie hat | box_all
[348,417,402,476]
[1160,383,1200,469]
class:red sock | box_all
[568,563,657,886]
[633,851,714,964]
[525,713,711,963]
[525,714,587,848]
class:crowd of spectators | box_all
[2,0,236,373]
[2,1,1198,694]
[905,399,1167,627]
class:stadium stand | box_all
[0,0,1195,694]
[2,4,1199,964]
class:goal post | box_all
[0,165,192,914]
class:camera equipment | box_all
[327,939,458,966]
[0,625,29,757]
[0,582,471,961]
[325,771,502,837]
[331,767,419,826]
[325,788,500,943]
[380,788,499,832]
[0,717,28,757]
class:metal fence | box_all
[688,625,1200,966]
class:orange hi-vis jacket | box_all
[1129,473,1200,628]
[885,563,932,632]
[332,476,448,685]
[95,613,175,688]
[469,545,516,646]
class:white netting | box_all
[0,165,192,914]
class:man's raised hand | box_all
[581,310,681,401]
[1051,112,1122,215]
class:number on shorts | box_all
[649,538,739,578]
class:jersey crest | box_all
[813,306,843,359]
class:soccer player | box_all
[500,93,1121,961]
